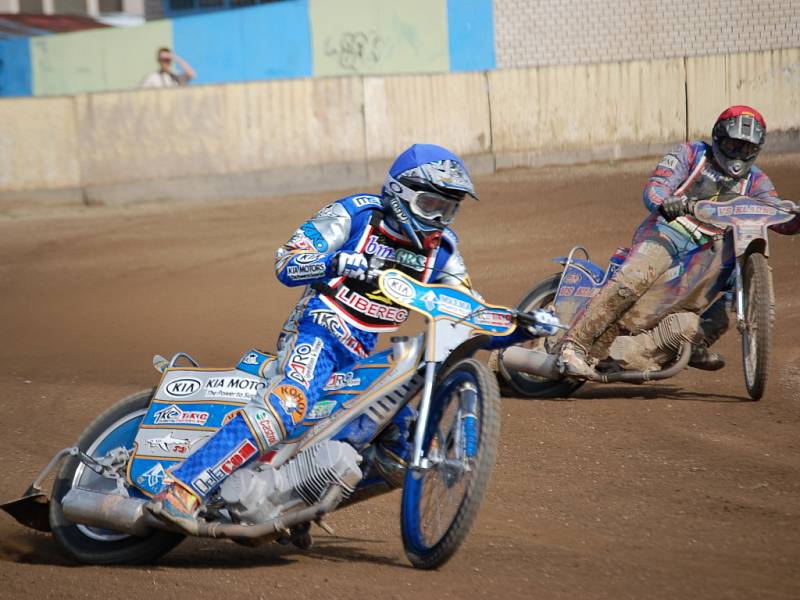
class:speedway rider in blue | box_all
[559,106,800,380]
[148,144,504,533]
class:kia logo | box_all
[165,377,202,397]
[385,276,414,300]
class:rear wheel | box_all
[400,359,500,569]
[494,274,583,398]
[50,389,184,564]
[741,253,774,400]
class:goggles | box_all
[719,137,760,161]
[408,190,462,225]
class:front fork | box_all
[734,259,746,332]
[410,361,478,470]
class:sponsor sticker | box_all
[395,248,426,271]
[437,294,472,318]
[191,440,258,495]
[658,155,679,170]
[274,384,308,423]
[287,338,323,387]
[365,235,395,259]
[563,273,581,285]
[306,400,337,420]
[287,262,327,280]
[205,376,267,400]
[146,432,203,454]
[559,286,575,297]
[294,252,325,264]
[153,404,210,426]
[324,371,361,391]
[574,287,597,298]
[353,195,381,208]
[137,463,166,488]
[315,203,339,218]
[300,223,329,252]
[253,409,281,446]
[164,377,202,398]
[383,274,415,301]
[242,352,260,365]
[474,310,513,327]
[335,287,408,323]
[309,309,368,358]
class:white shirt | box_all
[140,71,182,89]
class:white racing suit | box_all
[168,193,476,499]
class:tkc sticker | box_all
[153,404,209,426]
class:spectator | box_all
[140,47,196,88]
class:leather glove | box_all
[659,195,691,221]
[336,251,370,280]
[526,309,562,337]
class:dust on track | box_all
[1,154,799,599]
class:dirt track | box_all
[1,154,799,599]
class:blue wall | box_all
[447,0,495,72]
[172,0,312,84]
[0,38,32,97]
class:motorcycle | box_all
[492,196,799,401]
[1,268,553,569]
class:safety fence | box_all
[1,47,798,203]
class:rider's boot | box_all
[148,480,202,535]
[689,294,730,371]
[365,405,416,487]
[558,339,600,380]
[147,409,280,534]
[688,342,726,371]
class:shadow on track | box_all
[571,383,750,403]
[0,525,408,570]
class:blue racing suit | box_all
[169,193,476,499]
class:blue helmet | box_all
[381,144,477,249]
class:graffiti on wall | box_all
[324,31,384,71]
[310,0,449,77]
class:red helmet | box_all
[711,105,766,178]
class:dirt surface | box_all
[1,154,799,599]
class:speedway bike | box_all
[492,195,798,401]
[2,269,553,569]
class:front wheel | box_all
[400,359,500,569]
[49,389,184,564]
[494,274,584,398]
[741,253,774,400]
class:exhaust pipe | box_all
[62,488,168,536]
[62,485,344,540]
[501,346,561,379]
[501,342,692,384]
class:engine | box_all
[218,440,362,525]
[608,312,702,371]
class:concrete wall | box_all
[495,0,800,69]
[686,48,800,140]
[0,48,797,202]
[0,96,80,191]
[489,58,687,168]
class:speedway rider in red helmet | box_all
[560,105,800,380]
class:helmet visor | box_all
[719,137,760,161]
[408,190,461,225]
